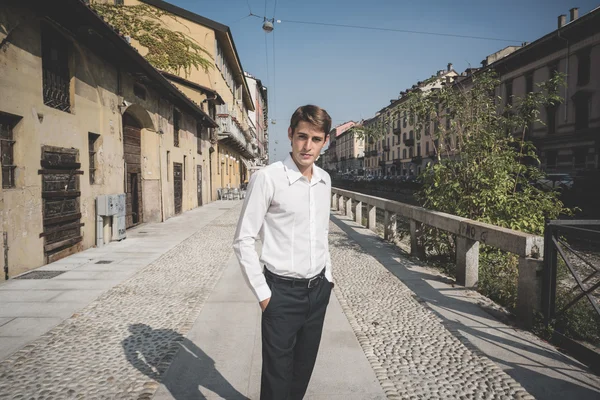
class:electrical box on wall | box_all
[97,195,117,216]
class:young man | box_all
[233,105,333,400]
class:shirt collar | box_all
[283,154,325,185]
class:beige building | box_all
[0,0,217,278]
[364,65,458,177]
[337,125,365,174]
[121,0,258,199]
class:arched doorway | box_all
[122,113,143,228]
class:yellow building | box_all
[0,0,217,278]
[121,0,259,200]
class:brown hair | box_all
[289,105,332,137]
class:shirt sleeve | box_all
[232,171,273,302]
[324,184,333,283]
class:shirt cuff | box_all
[254,281,272,302]
[325,269,333,284]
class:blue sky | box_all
[168,0,599,162]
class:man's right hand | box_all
[260,297,271,312]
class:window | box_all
[42,23,71,112]
[196,121,204,154]
[167,151,170,181]
[546,105,558,135]
[173,109,181,147]
[574,93,591,130]
[574,148,587,169]
[505,80,513,106]
[88,133,100,185]
[403,149,407,159]
[545,150,557,169]
[549,61,559,78]
[0,113,19,189]
[577,48,591,86]
[184,155,187,180]
[114,0,124,4]
[417,144,421,157]
[426,141,430,154]
[525,72,534,94]
[133,84,146,100]
[409,147,413,158]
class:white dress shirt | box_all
[233,154,333,302]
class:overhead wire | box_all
[276,19,523,43]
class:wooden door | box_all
[123,115,143,228]
[39,146,83,263]
[196,165,202,206]
[174,162,182,214]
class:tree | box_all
[397,71,570,308]
[91,2,212,75]
[400,70,567,235]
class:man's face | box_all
[288,121,329,170]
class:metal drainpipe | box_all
[557,29,570,122]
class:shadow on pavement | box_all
[123,323,249,400]
[330,214,600,400]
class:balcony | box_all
[217,115,256,159]
[340,156,347,161]
[383,145,390,152]
[393,122,401,135]
[378,160,386,167]
[411,155,422,164]
[393,159,402,167]
[403,137,415,146]
[369,150,378,157]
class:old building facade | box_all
[121,0,260,198]
[0,0,217,278]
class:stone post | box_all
[410,220,425,259]
[367,205,377,231]
[338,195,345,213]
[355,201,363,225]
[384,211,397,241]
[346,198,353,219]
[332,193,338,210]
[517,257,544,328]
[456,236,479,287]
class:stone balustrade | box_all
[332,187,544,327]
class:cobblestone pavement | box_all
[0,207,240,399]
[327,221,534,400]
[0,204,594,399]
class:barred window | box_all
[0,113,20,189]
[88,133,100,185]
[42,23,71,112]
[173,109,181,147]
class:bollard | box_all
[410,219,425,259]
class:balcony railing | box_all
[217,115,256,159]
[403,137,415,146]
[383,145,390,152]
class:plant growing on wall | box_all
[90,2,212,75]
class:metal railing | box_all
[542,220,600,323]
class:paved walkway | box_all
[0,201,598,399]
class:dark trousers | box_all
[260,270,332,400]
